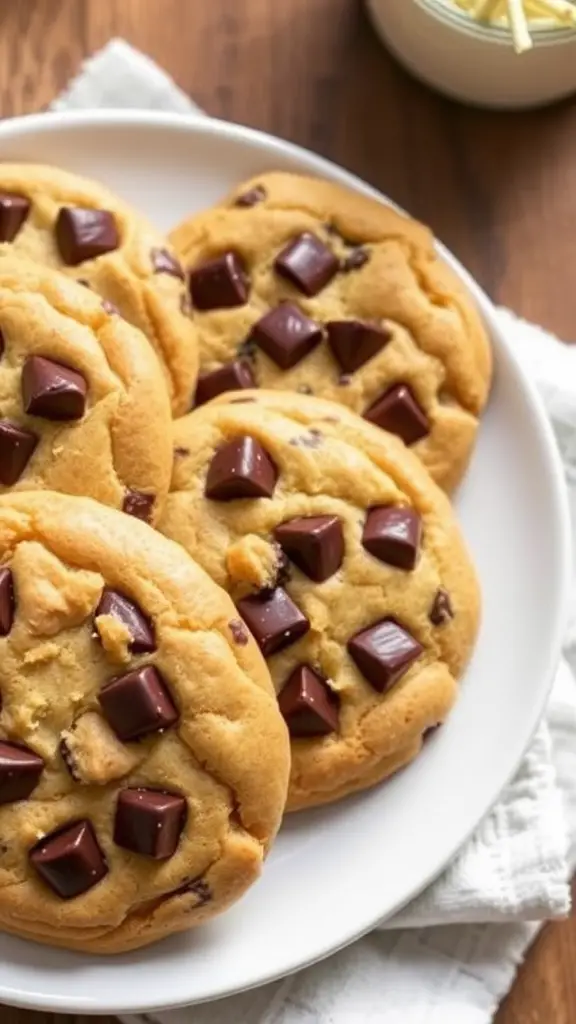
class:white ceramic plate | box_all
[0,111,569,1015]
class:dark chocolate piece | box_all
[348,619,423,693]
[236,587,310,657]
[0,567,14,635]
[195,360,255,406]
[0,741,43,804]
[274,515,344,582]
[189,251,249,310]
[94,588,155,654]
[55,207,120,265]
[327,320,390,374]
[0,421,37,484]
[278,665,339,737]
[274,233,338,296]
[114,788,187,859]
[169,876,211,905]
[234,185,267,207]
[0,191,30,242]
[21,356,87,421]
[122,490,155,523]
[430,589,454,626]
[364,384,429,445]
[99,665,179,741]
[362,507,421,570]
[341,247,369,272]
[249,304,322,369]
[205,436,277,501]
[30,820,108,899]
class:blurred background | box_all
[2,0,575,340]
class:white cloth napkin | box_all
[51,39,576,1023]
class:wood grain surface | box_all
[0,1,573,1022]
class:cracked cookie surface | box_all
[0,252,172,523]
[159,390,480,810]
[0,163,197,414]
[0,492,289,953]
[170,171,492,491]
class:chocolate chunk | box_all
[195,360,255,406]
[114,789,187,859]
[364,384,430,445]
[234,185,267,208]
[94,588,155,654]
[249,303,322,369]
[189,252,249,310]
[60,739,81,782]
[0,741,43,804]
[0,421,37,484]
[229,618,249,645]
[278,665,339,737]
[99,665,179,741]
[122,490,155,523]
[205,436,277,501]
[170,876,211,905]
[237,333,258,362]
[274,515,344,582]
[348,619,423,693]
[237,587,310,657]
[30,819,108,900]
[150,247,184,279]
[55,207,120,265]
[0,567,14,636]
[341,247,369,272]
[327,320,390,374]
[274,233,339,296]
[430,589,454,626]
[21,356,87,421]
[0,191,30,242]
[362,507,422,570]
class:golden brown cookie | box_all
[0,252,172,523]
[159,390,480,810]
[170,171,492,491]
[0,492,289,953]
[0,163,197,414]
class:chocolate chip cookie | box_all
[0,491,289,953]
[0,163,197,414]
[0,252,172,522]
[159,390,480,810]
[170,171,492,491]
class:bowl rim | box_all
[416,0,576,45]
[0,108,570,1013]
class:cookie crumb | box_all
[228,618,249,645]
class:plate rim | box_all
[0,108,570,1015]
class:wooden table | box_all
[0,0,574,1021]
